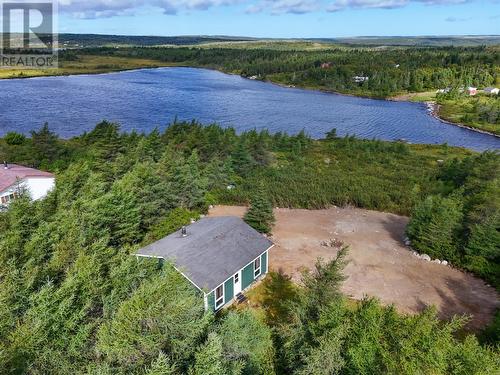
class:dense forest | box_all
[57,34,256,48]
[72,45,500,98]
[0,121,498,373]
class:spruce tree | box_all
[244,185,275,234]
[192,333,225,375]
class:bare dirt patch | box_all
[209,205,499,330]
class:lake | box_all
[0,67,498,151]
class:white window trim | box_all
[215,283,224,310]
[254,257,261,278]
[234,272,239,284]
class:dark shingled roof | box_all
[136,216,273,292]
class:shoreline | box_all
[1,64,499,142]
[246,77,500,138]
[425,101,500,138]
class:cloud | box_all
[327,0,471,12]
[57,0,481,18]
[445,15,472,21]
[246,0,320,14]
[58,0,243,18]
[327,0,406,11]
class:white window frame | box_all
[234,272,239,284]
[254,257,261,278]
[215,283,224,309]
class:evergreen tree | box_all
[244,185,275,234]
[407,194,463,261]
[30,123,62,166]
[192,333,225,375]
[325,128,338,140]
[231,140,254,177]
[146,352,178,375]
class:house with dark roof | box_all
[136,216,274,311]
[0,162,55,208]
[484,87,499,95]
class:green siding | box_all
[155,258,164,270]
[207,291,215,312]
[242,263,254,290]
[261,252,268,274]
[224,278,234,304]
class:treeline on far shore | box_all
[57,45,500,134]
[68,45,499,98]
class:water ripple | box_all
[0,67,498,151]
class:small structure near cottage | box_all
[467,87,477,96]
[436,88,451,94]
[135,216,273,311]
[353,76,369,83]
[0,162,55,208]
[484,87,499,95]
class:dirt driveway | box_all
[209,205,499,330]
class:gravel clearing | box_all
[209,205,499,331]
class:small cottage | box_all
[436,88,451,94]
[467,87,477,96]
[484,87,499,95]
[353,76,369,83]
[0,162,55,208]
[136,216,274,311]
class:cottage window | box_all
[254,257,261,278]
[1,193,17,205]
[234,272,239,284]
[215,284,224,309]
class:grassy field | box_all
[390,91,437,102]
[194,40,342,50]
[0,54,179,79]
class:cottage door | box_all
[233,271,242,295]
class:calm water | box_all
[1,67,499,151]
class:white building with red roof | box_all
[0,162,55,207]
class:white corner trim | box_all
[134,254,204,293]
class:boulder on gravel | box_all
[432,259,442,264]
[441,260,448,266]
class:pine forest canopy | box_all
[0,120,498,373]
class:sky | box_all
[6,0,500,37]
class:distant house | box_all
[0,163,55,208]
[484,87,499,95]
[321,62,332,69]
[436,88,451,94]
[135,216,274,311]
[353,76,369,83]
[467,87,477,96]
